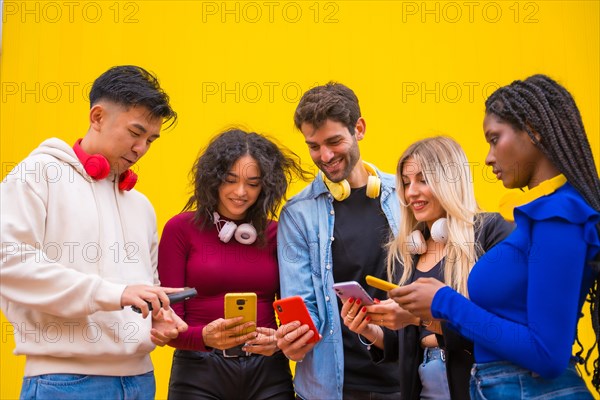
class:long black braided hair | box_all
[485,74,600,391]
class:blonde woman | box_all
[341,136,513,399]
[392,75,600,399]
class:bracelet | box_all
[420,318,433,328]
[357,333,376,350]
[283,353,303,363]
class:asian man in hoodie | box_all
[1,65,187,400]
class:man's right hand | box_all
[121,285,182,318]
[275,321,319,362]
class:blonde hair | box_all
[386,136,482,296]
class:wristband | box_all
[357,333,376,350]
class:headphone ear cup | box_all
[365,175,381,198]
[118,169,138,191]
[235,223,257,245]
[218,221,237,243]
[72,139,110,180]
[407,230,427,255]
[85,155,111,180]
[325,178,351,201]
[431,218,449,244]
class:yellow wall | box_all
[1,1,599,399]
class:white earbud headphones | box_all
[213,212,257,245]
[406,218,448,255]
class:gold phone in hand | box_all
[224,293,257,335]
[365,275,399,291]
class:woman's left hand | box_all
[243,327,279,356]
[389,277,446,321]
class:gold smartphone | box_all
[224,293,257,335]
[365,275,399,291]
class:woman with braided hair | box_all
[389,74,600,399]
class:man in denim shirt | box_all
[275,83,401,399]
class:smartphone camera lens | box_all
[236,299,246,305]
[277,305,283,312]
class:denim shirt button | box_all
[330,329,334,335]
[330,210,334,215]
[325,296,330,301]
[326,264,331,270]
[330,236,334,241]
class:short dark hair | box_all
[184,128,311,244]
[89,65,177,127]
[294,82,361,134]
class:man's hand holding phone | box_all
[273,296,321,362]
[275,321,319,362]
[123,285,189,319]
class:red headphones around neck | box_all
[73,139,137,191]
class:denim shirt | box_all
[277,166,399,400]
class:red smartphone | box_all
[333,281,375,305]
[273,296,319,344]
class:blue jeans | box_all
[470,361,593,399]
[20,371,155,400]
[418,347,451,400]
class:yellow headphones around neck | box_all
[322,161,381,201]
[498,174,567,222]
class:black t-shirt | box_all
[331,186,401,393]
[413,261,443,340]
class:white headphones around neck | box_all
[213,212,257,245]
[406,218,448,255]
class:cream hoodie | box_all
[1,138,158,376]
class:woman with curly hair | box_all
[157,128,310,399]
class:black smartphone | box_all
[131,287,198,313]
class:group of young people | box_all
[1,65,599,400]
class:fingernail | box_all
[366,316,371,322]
[356,299,361,305]
[374,298,380,304]
[361,307,367,313]
[349,298,354,304]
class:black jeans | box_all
[168,349,294,400]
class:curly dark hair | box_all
[294,82,361,134]
[89,65,177,128]
[184,129,312,245]
[486,74,600,392]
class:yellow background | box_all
[1,1,599,398]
